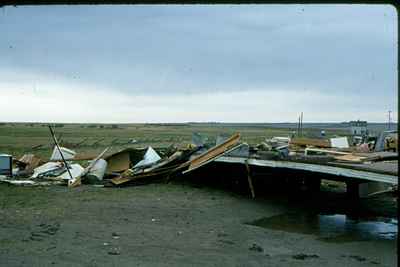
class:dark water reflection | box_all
[247,213,397,242]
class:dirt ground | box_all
[0,182,397,267]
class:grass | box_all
[0,122,373,160]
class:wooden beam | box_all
[245,160,255,199]
[188,133,241,171]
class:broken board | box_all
[183,133,241,174]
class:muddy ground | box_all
[0,181,397,267]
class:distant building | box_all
[349,120,368,135]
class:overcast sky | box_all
[0,4,397,123]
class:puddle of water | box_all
[247,212,397,243]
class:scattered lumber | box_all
[290,137,330,148]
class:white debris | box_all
[330,137,349,148]
[32,162,64,178]
[4,180,36,185]
[58,164,85,181]
[271,137,291,143]
[50,146,76,161]
[133,147,161,169]
[86,159,107,181]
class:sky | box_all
[0,4,397,123]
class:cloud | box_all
[0,68,396,123]
[0,4,397,122]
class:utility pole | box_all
[297,116,301,136]
[300,112,303,137]
[388,110,392,130]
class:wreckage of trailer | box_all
[0,126,398,199]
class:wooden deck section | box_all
[215,156,398,185]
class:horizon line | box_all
[0,121,397,125]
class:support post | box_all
[245,160,255,199]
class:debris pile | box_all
[0,126,397,199]
[0,128,242,188]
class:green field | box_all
[0,122,354,160]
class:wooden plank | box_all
[111,177,131,185]
[305,148,350,156]
[245,160,255,199]
[334,154,366,163]
[182,143,243,174]
[188,133,240,170]
[290,137,331,148]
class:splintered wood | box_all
[187,133,241,171]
